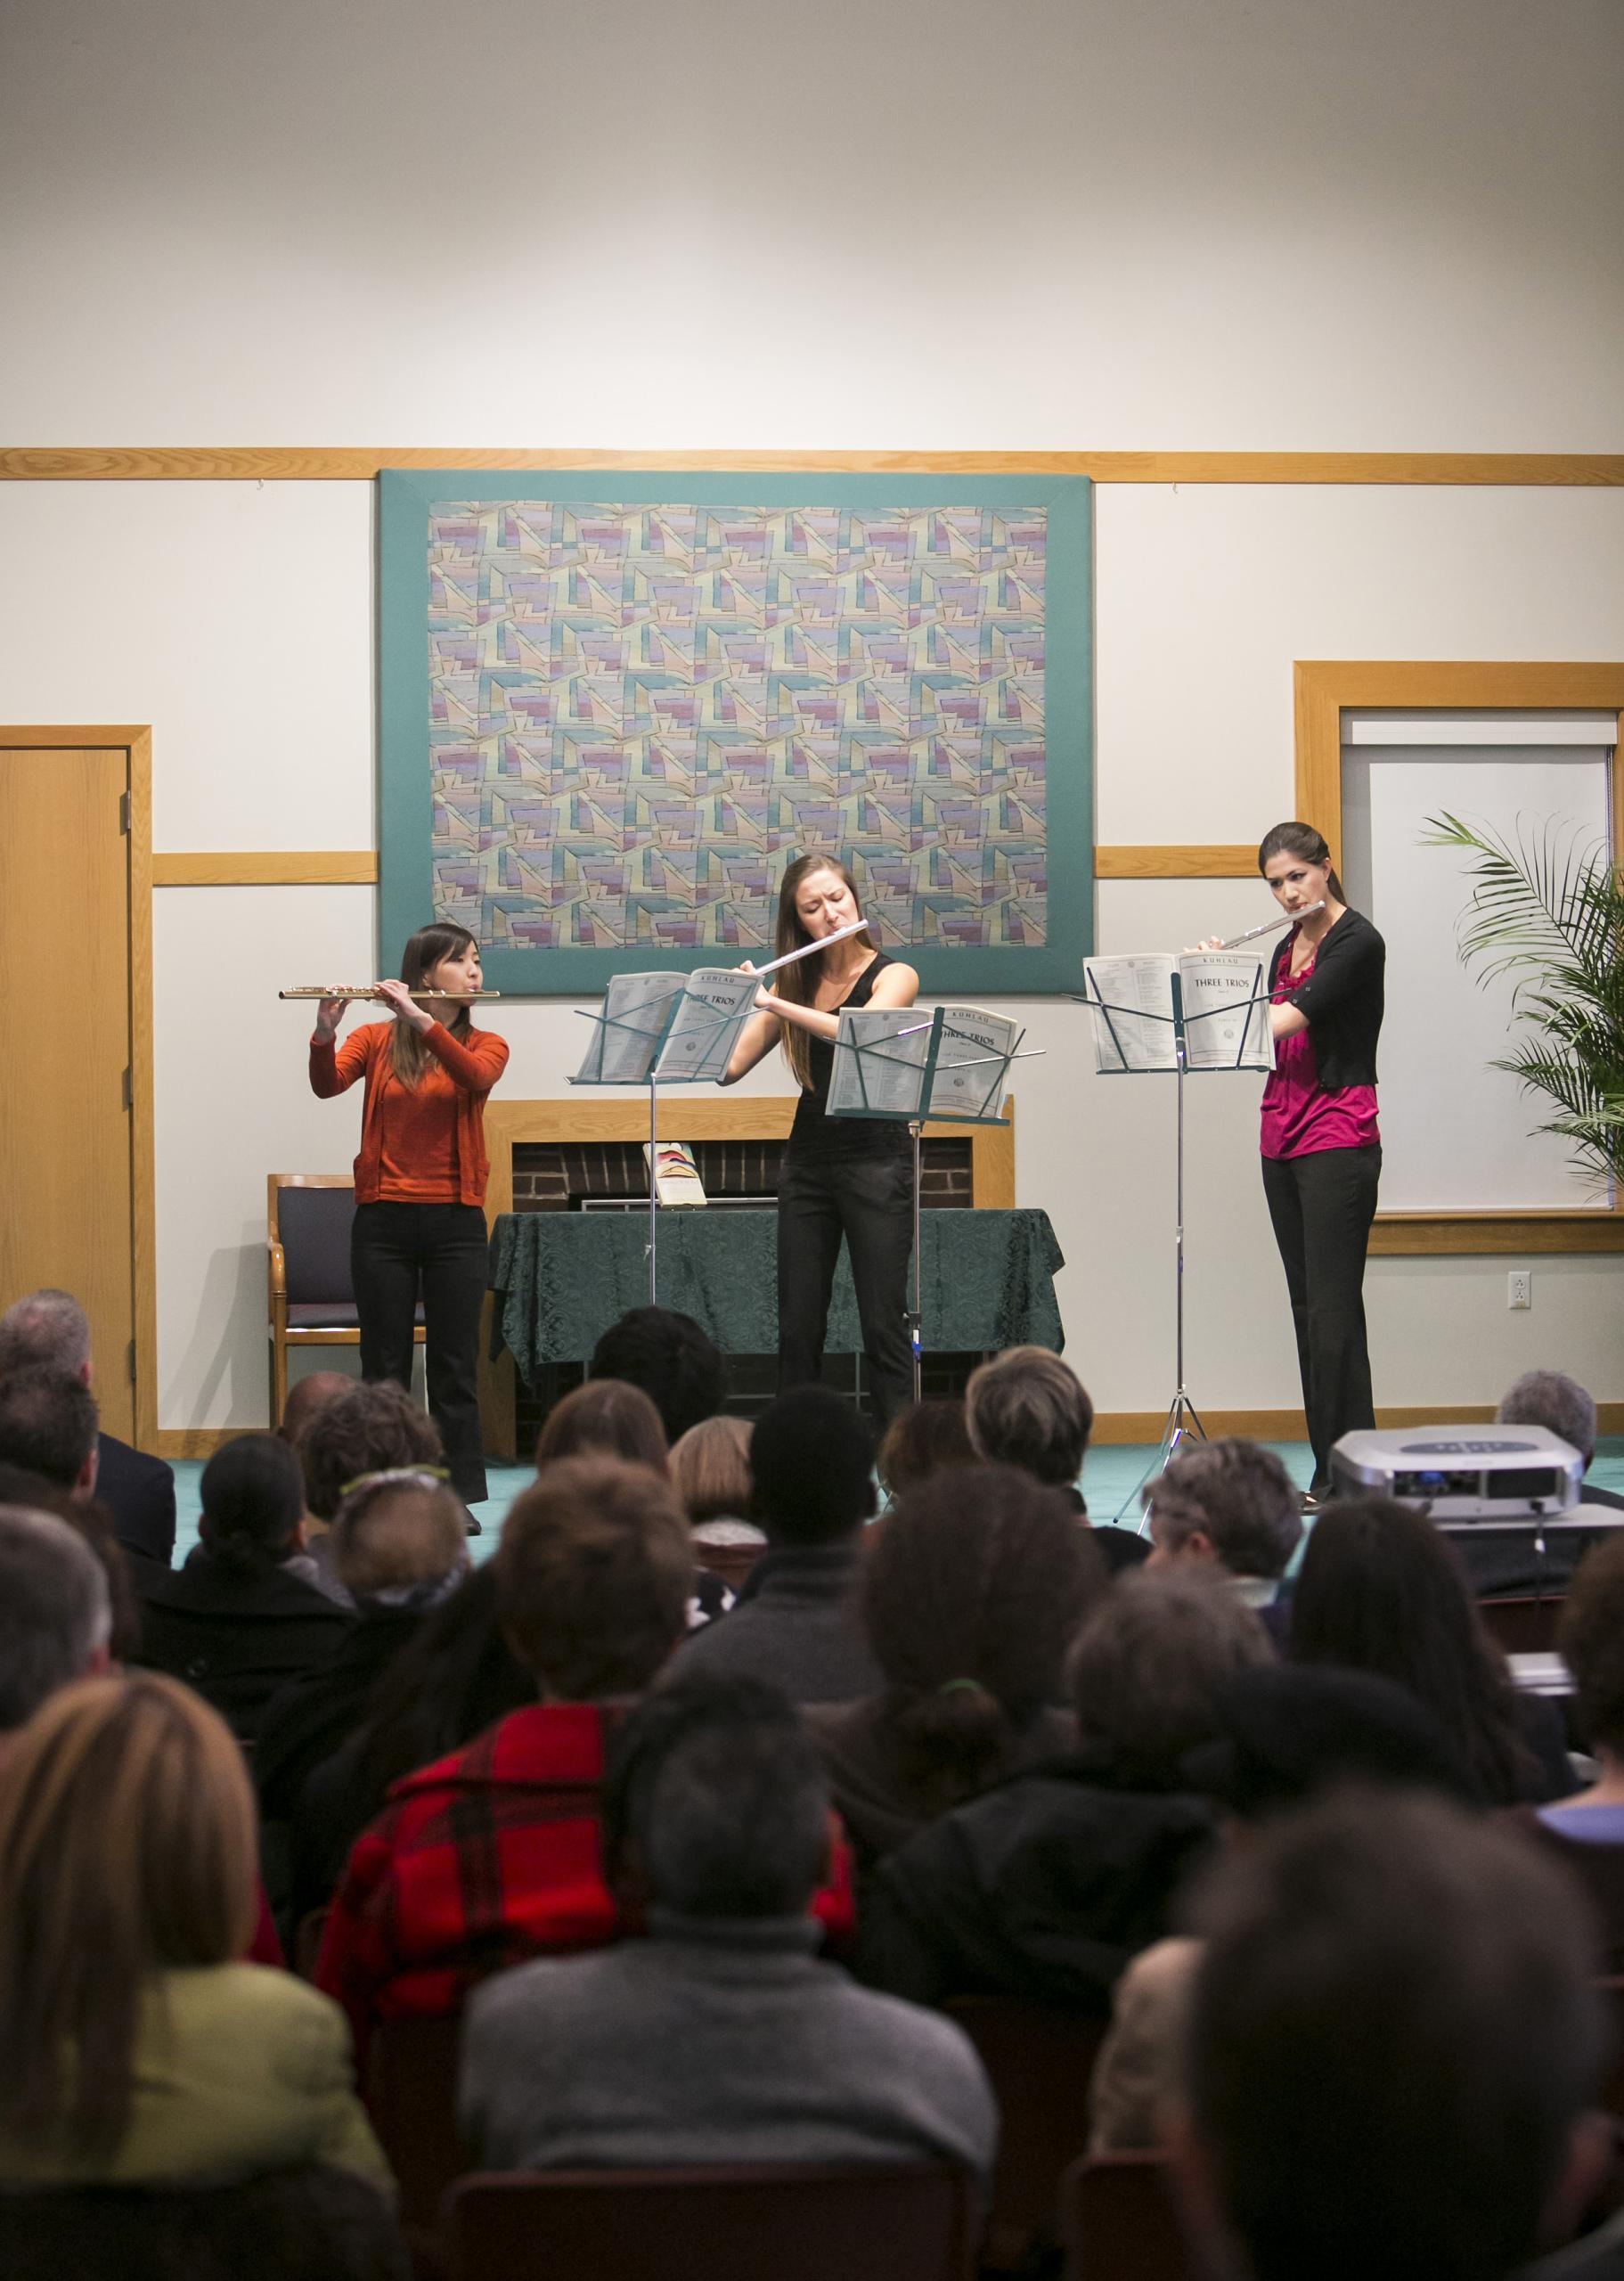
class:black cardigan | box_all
[1268,906,1384,1089]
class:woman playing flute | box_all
[307,923,508,1505]
[1204,823,1385,1505]
[723,856,919,1428]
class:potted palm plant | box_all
[1424,812,1624,1189]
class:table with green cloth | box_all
[488,1207,1065,1386]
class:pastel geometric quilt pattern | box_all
[426,501,1049,954]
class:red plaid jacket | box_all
[314,1701,855,2060]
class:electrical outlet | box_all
[1507,1270,1532,1310]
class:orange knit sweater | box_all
[309,1020,510,1207]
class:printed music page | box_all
[828,1008,933,1119]
[654,969,761,1083]
[1081,955,1178,1072]
[1179,952,1274,1071]
[928,1007,1020,1121]
[575,973,685,1084]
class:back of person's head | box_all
[0,1367,98,1491]
[497,1456,692,1698]
[277,1368,355,1445]
[0,1505,112,1729]
[0,1289,93,1379]
[535,1378,667,1474]
[748,1386,877,1547]
[1183,1788,1605,2281]
[330,1472,469,1604]
[590,1306,726,1443]
[295,1380,444,1522]
[0,1469,140,1664]
[605,1673,830,1919]
[0,1672,257,2162]
[965,1346,1092,1486]
[198,1433,306,1576]
[1289,1496,1530,1805]
[1072,1566,1271,1787]
[1145,1437,1302,1582]
[1498,1369,1597,1469]
[351,1562,534,1799]
[1560,1536,1624,1760]
[877,1398,981,1498]
[862,1467,1105,1811]
[1185,1664,1481,1818]
[669,1414,753,1525]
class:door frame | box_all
[2,726,157,1449]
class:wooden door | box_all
[0,746,135,1438]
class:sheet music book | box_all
[929,1006,1021,1121]
[1082,952,1274,1074]
[574,969,759,1085]
[827,1008,934,1118]
[653,969,759,1083]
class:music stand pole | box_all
[648,1071,658,1306]
[908,1117,924,1405]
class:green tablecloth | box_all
[489,1207,1065,1386]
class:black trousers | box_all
[778,1148,915,1428]
[350,1201,489,1504]
[1261,1144,1382,1496]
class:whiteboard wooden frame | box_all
[1293,661,1624,1255]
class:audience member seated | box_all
[280,1370,357,1445]
[535,1378,669,1470]
[853,1568,1268,2007]
[0,1672,388,2192]
[1450,1369,1624,1600]
[256,1472,471,1865]
[877,1398,982,1501]
[1289,1494,1574,1803]
[0,1288,176,1566]
[965,1345,1150,1574]
[537,1381,731,1625]
[670,1413,766,1585]
[136,1434,352,1741]
[1514,1539,1624,1971]
[668,1387,882,1703]
[1142,1437,1302,1615]
[807,1466,1102,1868]
[1175,1790,1609,2281]
[461,1672,997,2187]
[287,1561,534,1934]
[0,2162,408,2281]
[316,1456,693,2053]
[295,1381,445,1535]
[0,1367,100,1501]
[0,1466,143,1659]
[0,1504,111,1743]
[1089,1664,1477,2153]
[590,1304,727,1443]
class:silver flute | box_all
[1217,900,1325,950]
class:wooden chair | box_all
[443,2163,978,2281]
[1479,1595,1567,1655]
[364,2015,475,2236]
[1063,2150,1192,2281]
[267,1173,424,1424]
[943,1995,1107,2273]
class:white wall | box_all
[3,0,1622,1428]
[2,0,1620,450]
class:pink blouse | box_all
[1261,944,1380,1161]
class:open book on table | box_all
[1081,952,1274,1074]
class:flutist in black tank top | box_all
[722,856,920,1427]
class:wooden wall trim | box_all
[1095,846,1258,879]
[1371,1213,1624,1255]
[152,851,379,887]
[4,449,1623,486]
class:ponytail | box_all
[1258,821,1344,905]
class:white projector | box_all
[1329,1425,1584,1520]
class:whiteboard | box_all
[1341,741,1613,1212]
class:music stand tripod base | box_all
[1114,1387,1210,1530]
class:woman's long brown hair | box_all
[390,921,479,1088]
[0,1673,257,2161]
[768,855,871,1090]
